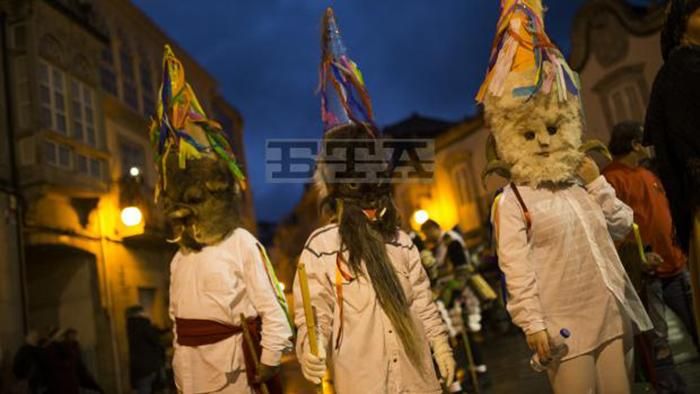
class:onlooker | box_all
[126,305,165,394]
[12,330,48,393]
[644,0,700,343]
[604,121,698,392]
[45,328,103,394]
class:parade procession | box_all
[0,0,699,393]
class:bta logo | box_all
[265,139,435,184]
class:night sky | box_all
[133,0,593,222]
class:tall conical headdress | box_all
[476,0,580,104]
[150,45,246,200]
[319,8,377,135]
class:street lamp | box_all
[129,166,140,177]
[120,206,143,227]
[413,209,429,225]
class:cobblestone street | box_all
[277,311,700,393]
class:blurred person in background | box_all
[604,121,697,392]
[645,0,700,343]
[12,329,48,393]
[126,305,166,394]
[45,328,103,394]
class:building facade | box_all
[1,0,253,391]
[386,115,500,246]
[0,1,26,385]
[571,0,666,140]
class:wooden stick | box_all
[240,314,270,394]
[298,263,319,355]
[298,263,328,394]
[461,331,480,394]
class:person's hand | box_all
[431,336,456,387]
[577,157,601,185]
[300,334,326,385]
[255,363,281,384]
[527,330,551,362]
[643,252,663,273]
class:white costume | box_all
[494,177,652,359]
[294,226,448,394]
[170,229,293,393]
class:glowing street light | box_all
[120,206,143,227]
[129,167,140,177]
[413,209,429,225]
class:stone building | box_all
[1,0,253,391]
[0,1,26,384]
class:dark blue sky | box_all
[133,0,590,222]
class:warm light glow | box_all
[129,167,140,177]
[413,209,429,225]
[120,206,143,227]
[278,282,286,292]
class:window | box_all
[140,61,155,117]
[100,47,117,96]
[70,79,97,147]
[593,64,649,128]
[120,48,138,111]
[38,60,68,134]
[76,154,89,175]
[89,158,103,179]
[607,81,644,125]
[119,139,146,177]
[452,163,473,206]
[43,140,57,165]
[43,140,72,169]
[14,56,31,128]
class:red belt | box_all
[175,318,245,347]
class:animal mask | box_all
[150,45,245,250]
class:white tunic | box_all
[293,226,447,394]
[169,228,293,393]
[493,176,652,360]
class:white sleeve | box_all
[495,193,547,335]
[241,236,293,366]
[585,175,634,240]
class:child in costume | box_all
[293,8,455,393]
[478,1,652,393]
[151,46,292,394]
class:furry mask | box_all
[161,154,241,251]
[483,69,584,186]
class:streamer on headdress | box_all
[475,0,580,103]
[149,45,246,200]
[319,8,377,136]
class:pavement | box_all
[276,311,700,393]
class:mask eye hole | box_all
[524,131,536,141]
[547,126,558,135]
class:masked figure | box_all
[292,9,455,393]
[151,46,292,394]
[479,1,652,393]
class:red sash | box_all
[175,317,283,394]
